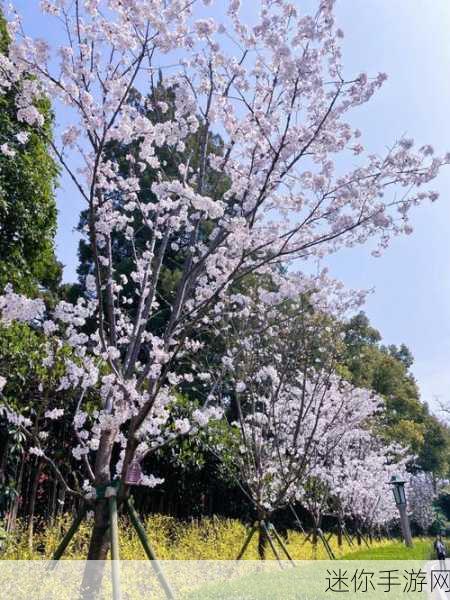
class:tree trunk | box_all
[81,428,117,599]
[80,499,111,600]
[312,527,318,560]
[337,521,343,548]
[87,499,110,560]
[28,459,43,551]
[0,432,9,487]
[6,455,24,533]
[258,523,267,560]
[312,513,321,559]
[49,477,58,524]
[56,483,66,517]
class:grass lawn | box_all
[184,538,435,599]
[341,538,433,560]
[0,530,436,598]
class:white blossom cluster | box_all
[0,0,446,502]
[407,472,440,532]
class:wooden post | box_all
[356,528,371,549]
[288,503,306,534]
[260,521,282,567]
[236,523,258,560]
[268,523,295,564]
[109,494,122,600]
[125,497,175,600]
[51,504,87,564]
[317,528,335,560]
[342,523,353,546]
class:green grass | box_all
[341,538,433,560]
[0,531,436,599]
[183,567,310,600]
[183,539,435,599]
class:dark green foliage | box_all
[0,9,62,520]
[73,85,228,327]
[434,488,450,521]
[0,322,69,412]
[0,11,61,296]
[431,489,450,535]
[342,312,450,477]
[0,321,92,515]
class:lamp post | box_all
[389,475,413,547]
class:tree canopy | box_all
[0,11,60,296]
[0,0,447,565]
[342,312,450,477]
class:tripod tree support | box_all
[51,503,88,564]
[107,487,122,600]
[356,528,371,549]
[317,528,336,560]
[236,520,294,567]
[124,497,175,600]
[236,522,258,560]
[49,483,175,600]
[288,504,306,534]
[267,523,295,565]
[260,520,282,566]
[342,523,353,546]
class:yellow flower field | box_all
[0,514,399,561]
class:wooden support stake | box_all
[260,521,283,568]
[109,494,122,600]
[288,504,306,534]
[268,523,295,565]
[317,528,335,560]
[236,523,258,560]
[125,497,175,600]
[357,528,370,549]
[50,503,87,565]
[342,524,353,546]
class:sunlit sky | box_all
[12,1,450,413]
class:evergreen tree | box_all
[0,11,61,296]
[343,312,450,477]
[71,84,228,320]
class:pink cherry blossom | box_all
[0,1,444,548]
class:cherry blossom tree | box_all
[324,433,410,543]
[210,283,384,557]
[407,472,439,533]
[0,0,446,569]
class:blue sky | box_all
[12,1,450,411]
[328,0,450,413]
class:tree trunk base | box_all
[81,499,111,599]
